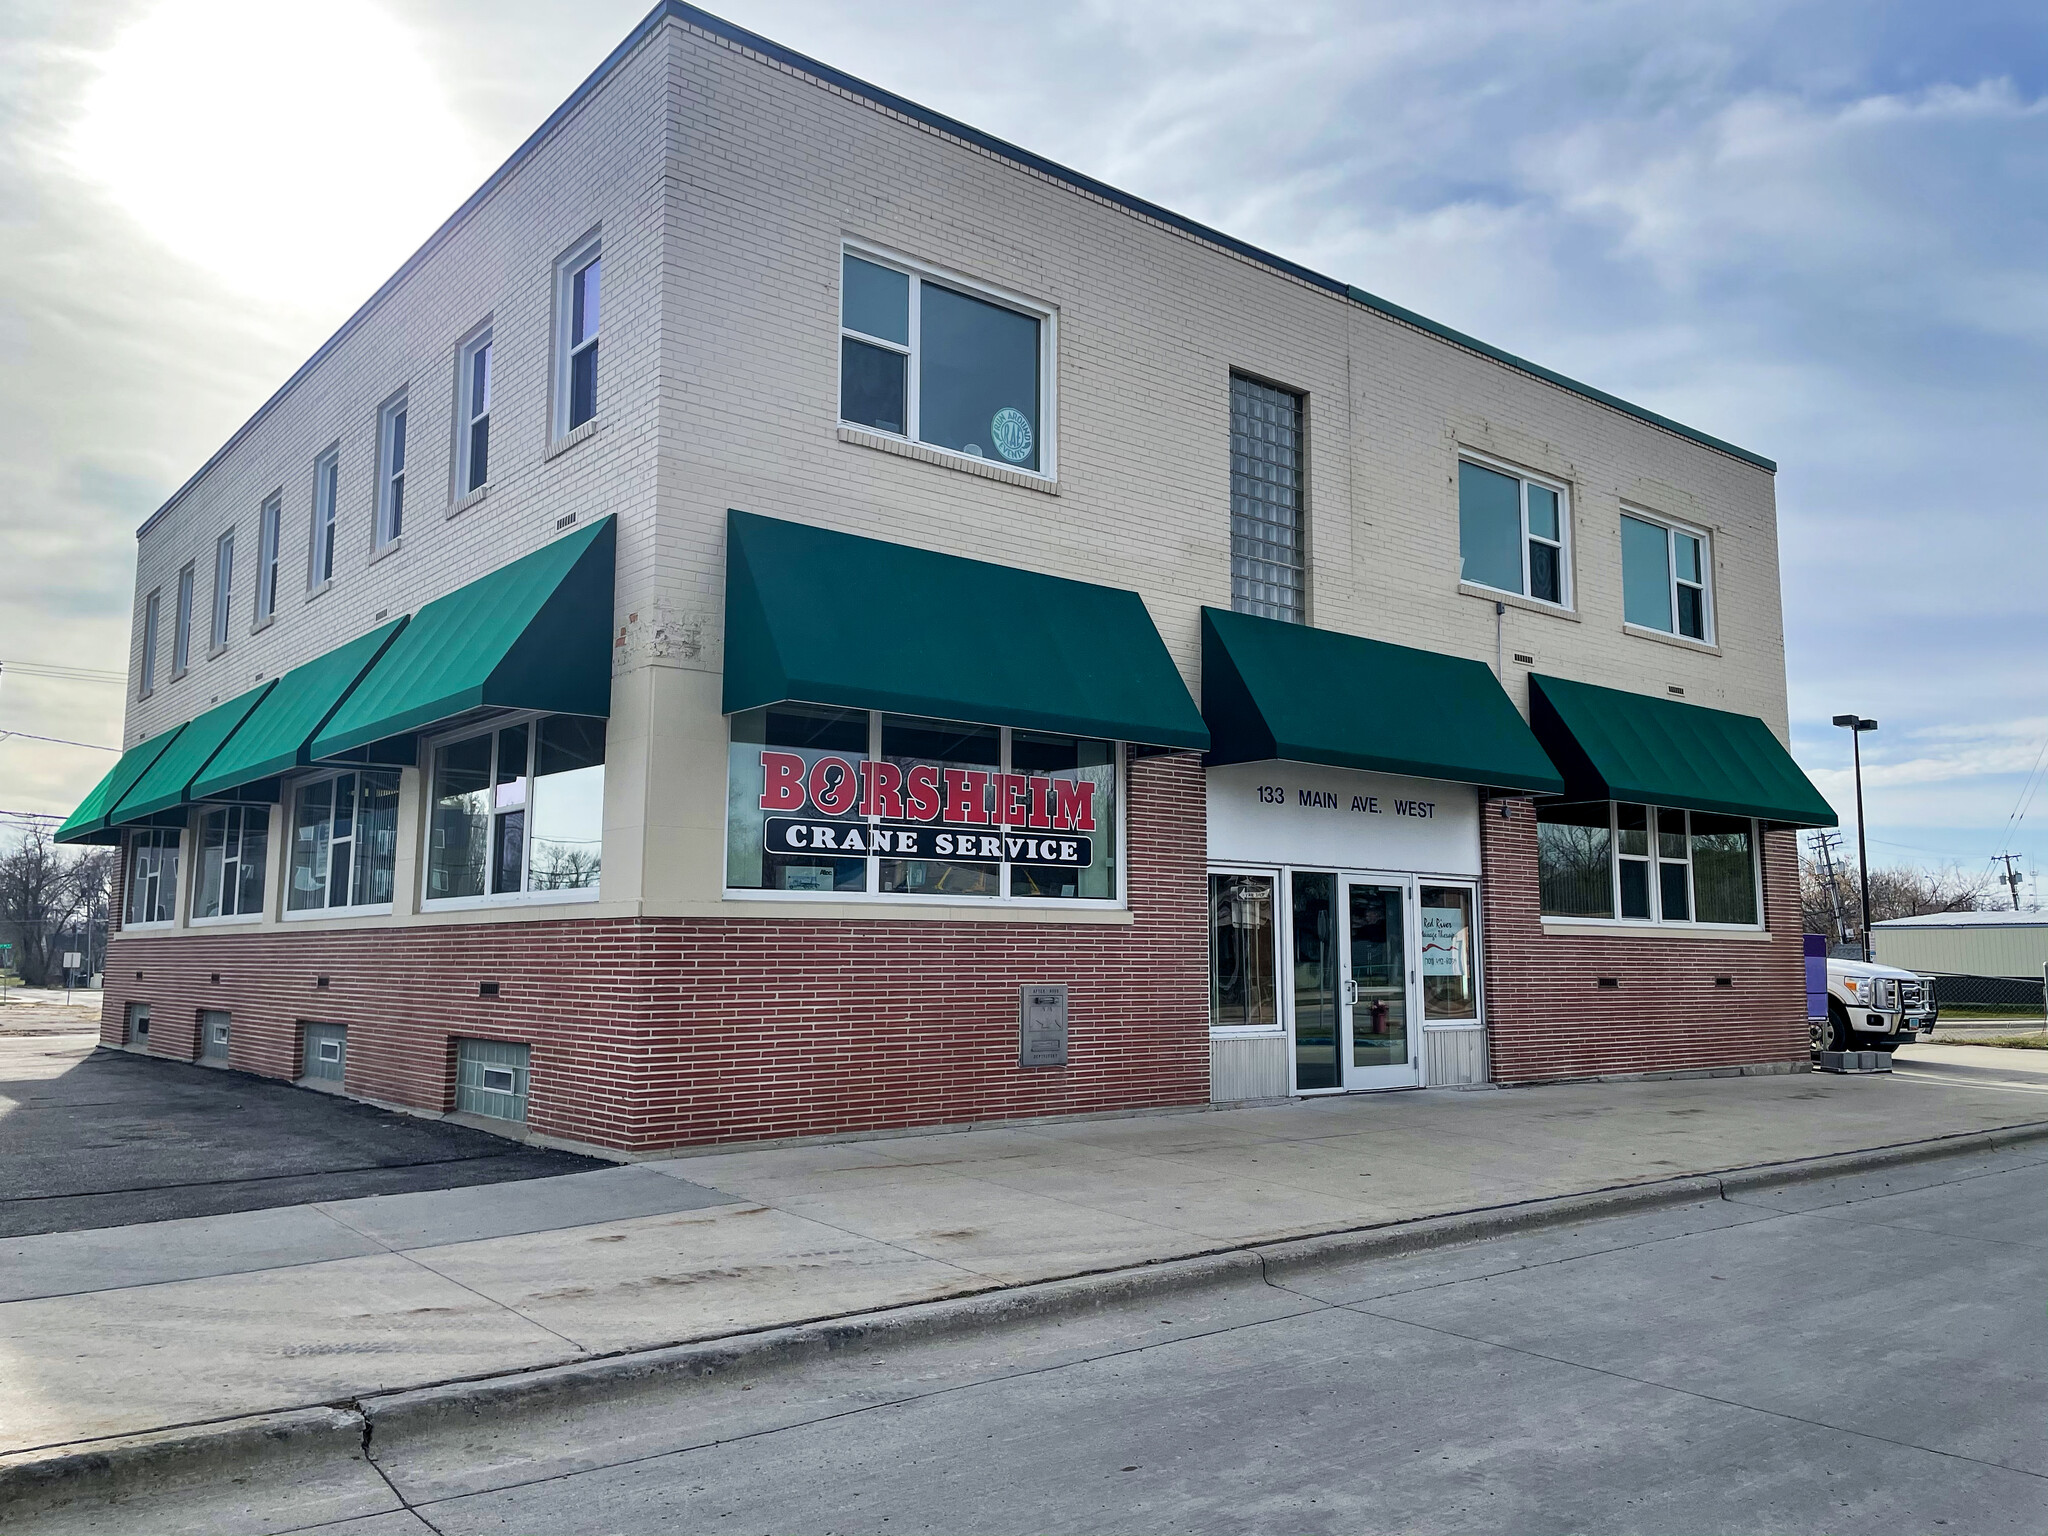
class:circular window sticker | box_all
[990,407,1033,464]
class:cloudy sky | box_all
[2,0,2043,894]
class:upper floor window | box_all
[1459,457,1569,607]
[195,804,268,920]
[555,239,601,436]
[172,563,195,676]
[124,827,180,926]
[1622,513,1712,642]
[376,396,407,548]
[255,493,281,624]
[310,447,339,587]
[1536,801,1758,926]
[1229,375,1305,622]
[139,589,160,698]
[210,530,235,651]
[287,768,399,912]
[426,713,605,903]
[725,704,1116,902]
[838,246,1048,476]
[457,330,492,494]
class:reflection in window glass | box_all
[727,704,871,893]
[1621,514,1675,631]
[429,735,492,899]
[1690,812,1757,924]
[428,716,604,899]
[1616,802,1652,919]
[531,716,605,890]
[1291,871,1339,1090]
[1536,802,1614,918]
[288,772,397,911]
[879,716,1001,897]
[841,339,907,435]
[1458,461,1523,594]
[1419,885,1477,1020]
[842,255,908,345]
[919,284,1040,470]
[125,828,181,925]
[196,805,268,919]
[1007,731,1115,898]
[1210,874,1277,1028]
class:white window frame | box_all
[123,826,182,929]
[281,766,399,919]
[1622,509,1715,645]
[1457,449,1573,611]
[551,234,602,440]
[838,239,1059,482]
[309,446,340,589]
[1206,864,1287,1037]
[723,709,1123,909]
[420,710,604,911]
[139,588,160,697]
[191,803,270,925]
[172,563,195,677]
[1537,801,1764,931]
[455,325,493,497]
[375,393,408,550]
[210,529,235,652]
[255,493,281,626]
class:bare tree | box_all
[1799,855,1991,944]
[0,825,95,986]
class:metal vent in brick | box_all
[302,1023,347,1082]
[455,1038,531,1122]
[200,1009,230,1061]
[1229,374,1305,623]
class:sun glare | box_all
[71,0,480,305]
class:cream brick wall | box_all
[115,11,1792,926]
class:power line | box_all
[0,730,119,752]
[0,661,125,685]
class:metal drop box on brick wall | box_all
[1019,984,1068,1068]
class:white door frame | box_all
[1339,871,1424,1091]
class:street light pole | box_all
[1832,714,1878,961]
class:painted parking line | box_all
[1892,1068,2048,1096]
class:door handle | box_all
[1343,979,1358,1006]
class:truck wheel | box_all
[1814,999,1851,1053]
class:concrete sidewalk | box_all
[3,1040,2045,1465]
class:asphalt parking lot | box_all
[0,1031,600,1238]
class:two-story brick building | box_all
[59,1,1836,1155]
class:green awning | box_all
[53,728,187,845]
[1201,607,1563,792]
[192,620,406,799]
[1529,673,1838,827]
[310,517,616,761]
[723,510,1209,749]
[107,684,276,825]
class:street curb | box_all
[10,1118,2047,1518]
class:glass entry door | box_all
[1341,878,1422,1089]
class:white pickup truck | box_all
[1814,956,1939,1054]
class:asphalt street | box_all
[78,1139,2042,1536]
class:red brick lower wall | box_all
[98,753,1210,1153]
[1480,798,1807,1083]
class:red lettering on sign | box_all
[1027,775,1052,829]
[859,759,905,820]
[996,773,1029,827]
[760,752,808,812]
[1052,779,1096,832]
[902,764,941,822]
[943,769,991,824]
[808,756,859,816]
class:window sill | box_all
[423,887,602,912]
[1421,1020,1484,1030]
[190,913,263,928]
[1209,1025,1285,1039]
[305,581,333,604]
[1539,917,1771,942]
[1458,582,1579,621]
[838,425,1059,495]
[546,419,600,462]
[251,614,275,635]
[1623,622,1721,656]
[450,484,489,518]
[369,536,403,567]
[283,903,395,922]
[207,643,229,661]
[121,920,178,933]
[714,892,1133,924]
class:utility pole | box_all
[1996,852,2025,912]
[1833,715,1879,961]
[1810,830,1849,945]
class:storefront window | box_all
[428,715,604,900]
[1209,874,1278,1028]
[288,770,398,911]
[1419,885,1477,1020]
[124,827,180,925]
[725,707,1118,901]
[195,805,268,919]
[1290,871,1339,1089]
[1537,801,1759,926]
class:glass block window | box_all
[1229,375,1305,622]
[456,1038,531,1121]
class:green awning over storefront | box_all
[1529,673,1838,827]
[722,510,1210,749]
[53,728,186,845]
[192,620,406,799]
[107,684,276,825]
[310,517,616,761]
[1201,607,1564,791]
